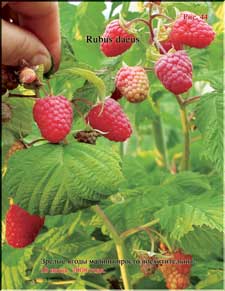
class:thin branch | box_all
[120,219,159,240]
[92,205,121,244]
[151,14,173,22]
[148,228,172,253]
[184,95,200,105]
[46,79,53,95]
[179,106,190,171]
[8,93,37,98]
[148,9,155,43]
[127,17,150,29]
[153,37,167,54]
[175,94,185,106]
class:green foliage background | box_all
[2,1,224,290]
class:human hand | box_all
[2,2,61,73]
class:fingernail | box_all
[30,54,52,73]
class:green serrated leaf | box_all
[2,245,32,290]
[155,192,223,240]
[29,226,114,280]
[3,142,123,215]
[196,270,223,289]
[180,226,223,259]
[195,91,223,172]
[91,188,169,235]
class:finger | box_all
[2,19,51,72]
[8,2,61,71]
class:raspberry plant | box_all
[2,2,223,290]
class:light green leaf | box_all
[163,171,211,194]
[196,270,223,289]
[2,245,32,290]
[195,91,223,172]
[91,188,169,235]
[30,226,114,279]
[155,192,223,240]
[180,226,223,259]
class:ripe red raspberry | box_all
[160,38,183,54]
[6,204,45,248]
[115,66,149,103]
[111,88,123,101]
[172,250,192,275]
[100,20,135,57]
[170,12,215,49]
[166,270,189,290]
[85,98,132,142]
[158,250,192,290]
[33,95,73,143]
[155,51,192,95]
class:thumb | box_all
[2,19,52,72]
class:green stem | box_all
[179,105,190,171]
[83,280,108,291]
[152,100,169,169]
[92,205,132,290]
[120,218,159,240]
[127,18,150,28]
[120,142,124,158]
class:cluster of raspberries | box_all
[139,248,192,290]
[101,11,215,95]
[3,11,215,149]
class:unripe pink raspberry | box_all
[19,67,37,84]
[155,51,192,95]
[115,66,149,103]
[33,95,73,143]
[170,11,215,49]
